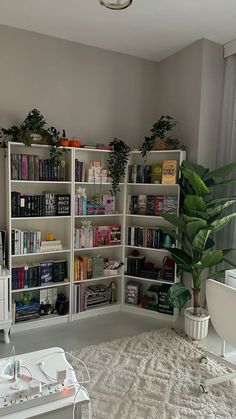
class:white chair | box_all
[200,279,236,393]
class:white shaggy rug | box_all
[72,328,236,419]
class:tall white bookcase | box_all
[6,142,186,332]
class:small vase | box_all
[184,307,210,340]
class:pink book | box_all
[21,155,29,180]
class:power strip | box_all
[0,382,76,416]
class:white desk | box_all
[0,347,91,419]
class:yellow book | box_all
[74,259,78,281]
[161,160,178,184]
[151,163,162,184]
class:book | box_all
[40,261,53,284]
[151,164,162,184]
[103,195,115,213]
[138,195,147,215]
[161,160,178,184]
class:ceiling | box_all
[0,0,236,61]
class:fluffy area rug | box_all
[71,328,236,419]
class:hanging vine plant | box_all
[108,138,131,196]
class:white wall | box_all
[0,24,159,228]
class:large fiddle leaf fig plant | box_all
[162,160,236,315]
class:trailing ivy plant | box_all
[0,109,62,164]
[140,115,185,158]
[108,138,131,196]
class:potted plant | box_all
[0,109,63,164]
[107,138,130,196]
[161,160,236,340]
[140,115,183,158]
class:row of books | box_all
[128,160,178,184]
[74,283,112,312]
[125,281,173,315]
[12,260,67,289]
[74,255,104,281]
[11,230,63,255]
[75,194,115,216]
[11,154,66,181]
[128,195,178,216]
[74,224,121,249]
[126,227,174,249]
[11,192,71,217]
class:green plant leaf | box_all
[186,220,208,239]
[192,229,211,252]
[207,270,226,279]
[214,178,236,186]
[207,197,236,207]
[181,168,210,196]
[206,200,236,221]
[204,237,215,250]
[209,213,236,232]
[182,160,209,179]
[207,162,236,178]
[183,195,207,216]
[197,250,223,270]
[161,213,186,232]
[166,283,191,308]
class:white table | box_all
[0,347,91,418]
[0,269,11,344]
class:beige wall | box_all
[0,25,159,228]
[157,39,224,168]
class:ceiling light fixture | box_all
[99,0,133,10]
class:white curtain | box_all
[216,55,236,259]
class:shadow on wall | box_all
[0,149,6,229]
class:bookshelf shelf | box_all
[12,249,71,258]
[73,274,121,284]
[11,313,70,332]
[75,214,123,218]
[7,143,185,329]
[124,274,174,285]
[125,245,170,253]
[74,245,123,251]
[11,282,71,293]
[11,216,71,220]
[11,180,72,184]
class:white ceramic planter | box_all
[184,307,210,340]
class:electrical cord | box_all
[21,349,91,419]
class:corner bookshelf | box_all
[123,149,186,321]
[6,142,185,331]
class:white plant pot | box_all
[184,307,210,340]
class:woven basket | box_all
[153,137,177,150]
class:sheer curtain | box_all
[216,54,236,258]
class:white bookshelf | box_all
[6,143,185,331]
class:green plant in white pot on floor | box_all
[161,160,236,339]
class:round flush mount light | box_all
[99,0,133,10]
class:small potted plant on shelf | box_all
[0,109,63,164]
[107,138,131,196]
[140,115,185,158]
[161,160,236,340]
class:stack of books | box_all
[11,192,71,217]
[125,254,145,277]
[11,154,65,181]
[39,240,63,252]
[84,284,112,310]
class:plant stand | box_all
[184,307,210,340]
